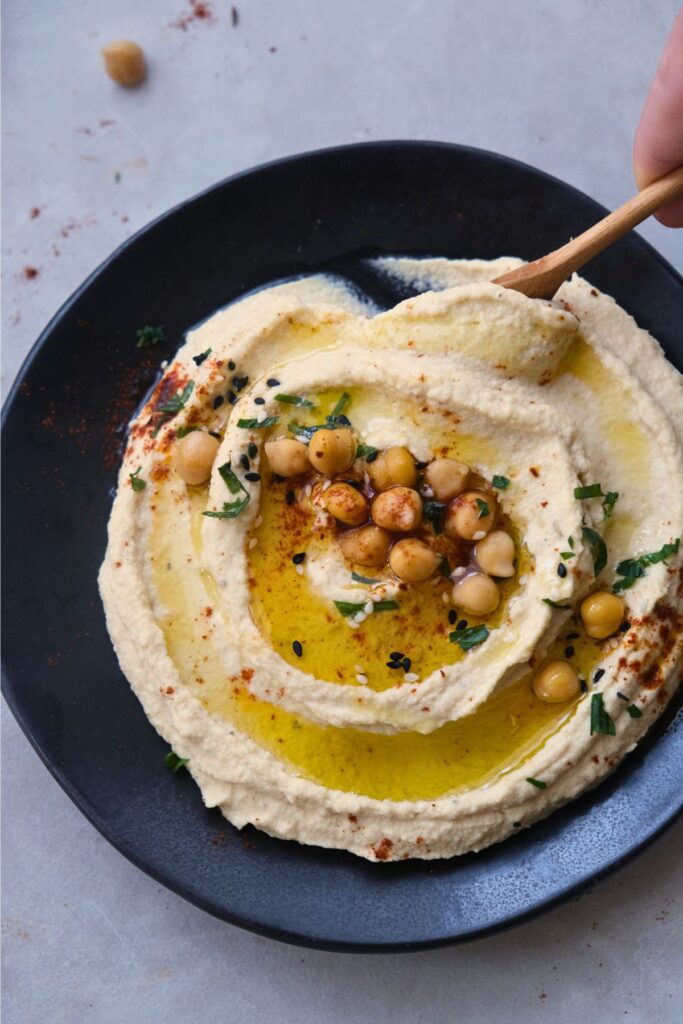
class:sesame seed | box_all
[593,668,605,683]
[580,679,588,693]
[557,563,567,578]
[292,552,306,564]
[356,674,368,685]
[322,479,332,491]
[256,410,268,423]
[228,360,236,371]
[441,591,449,603]
[566,632,580,640]
[266,378,280,387]
[240,454,250,471]
[254,396,265,405]
[448,610,457,625]
[564,645,575,658]
[390,651,403,660]
[304,483,312,496]
[619,621,631,632]
[248,441,258,459]
[473,531,486,541]
[286,490,295,505]
[364,601,373,614]
[245,472,261,482]
[404,673,419,683]
[415,460,429,470]
[401,657,411,671]
[386,660,401,669]
[227,390,237,404]
[452,566,466,577]
[457,619,468,631]
[616,691,629,701]
[295,564,304,576]
[354,612,366,624]
[292,640,303,657]
[254,516,263,527]
[213,395,224,409]
[366,449,379,463]
[248,538,257,549]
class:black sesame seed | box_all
[233,375,249,391]
[227,390,237,404]
[209,430,222,440]
[593,668,605,683]
[401,657,411,672]
[292,552,306,565]
[266,378,280,387]
[386,660,401,670]
[248,441,258,459]
[390,651,403,661]
[213,395,224,409]
[286,490,295,505]
[616,691,629,702]
[254,396,265,405]
[457,619,468,631]
[336,414,351,426]
[557,563,568,578]
[580,679,588,693]
[564,645,575,658]
[240,454,250,471]
[272,473,285,484]
[566,632,580,640]
[448,610,457,625]
[619,621,631,632]
[292,640,303,657]
[245,471,261,482]
[415,460,429,470]
[344,478,363,490]
[228,360,236,371]
[366,449,379,463]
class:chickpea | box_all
[475,530,515,577]
[445,489,496,541]
[580,591,625,639]
[424,458,470,502]
[174,431,220,485]
[338,524,392,566]
[101,40,147,87]
[264,438,310,477]
[451,573,500,616]
[323,482,368,526]
[389,538,441,583]
[371,486,422,532]
[533,661,580,703]
[367,447,417,490]
[308,428,356,475]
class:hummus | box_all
[99,258,683,862]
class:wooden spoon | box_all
[493,165,683,299]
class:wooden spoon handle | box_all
[493,165,683,299]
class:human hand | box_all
[634,6,683,226]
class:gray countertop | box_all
[2,2,681,1021]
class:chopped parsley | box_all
[542,598,571,610]
[164,750,188,773]
[602,491,619,520]
[237,416,279,429]
[192,348,212,366]
[590,693,616,736]
[492,475,510,490]
[449,624,490,651]
[438,555,452,579]
[129,466,146,492]
[158,380,195,415]
[574,483,604,499]
[560,550,575,560]
[334,599,399,616]
[423,500,447,534]
[613,539,680,592]
[287,421,327,440]
[356,443,378,459]
[202,462,250,519]
[526,777,547,789]
[475,498,490,519]
[176,424,199,438]
[136,324,166,348]
[329,392,351,418]
[626,704,643,719]
[275,394,316,409]
[351,572,379,584]
[582,526,607,576]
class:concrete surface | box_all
[2,1,682,1021]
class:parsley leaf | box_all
[356,443,378,458]
[590,693,616,736]
[423,500,447,534]
[560,550,575,560]
[203,461,251,519]
[449,624,490,651]
[582,526,607,576]
[351,572,379,584]
[275,394,316,409]
[329,392,351,418]
[164,750,188,773]
[237,416,279,429]
[287,421,327,440]
[574,483,604,499]
[627,704,643,719]
[158,380,195,415]
[129,466,146,492]
[334,599,399,616]
[542,598,571,609]
[526,777,547,789]
[602,491,619,520]
[192,347,212,366]
[613,539,680,592]
[476,498,490,519]
[218,462,244,494]
[176,425,199,438]
[492,475,510,490]
[136,324,166,348]
[438,554,452,578]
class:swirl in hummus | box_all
[99,257,683,862]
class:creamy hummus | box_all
[99,258,683,861]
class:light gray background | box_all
[2,2,682,1021]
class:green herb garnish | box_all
[582,526,607,576]
[373,600,400,612]
[329,392,350,418]
[334,599,399,616]
[275,394,316,409]
[193,348,212,366]
[590,693,616,736]
[176,425,199,438]
[202,462,250,519]
[218,462,244,494]
[613,539,680,592]
[136,324,166,348]
[237,416,279,429]
[560,550,575,560]
[351,572,379,584]
[574,483,604,500]
[164,750,188,773]
[423,500,446,535]
[438,555,452,578]
[542,598,571,609]
[356,443,378,458]
[526,777,547,789]
[158,380,195,415]
[568,535,574,549]
[449,624,490,651]
[287,421,327,440]
[602,491,619,520]
[626,704,643,719]
[492,475,510,490]
[129,466,146,492]
[475,498,490,519]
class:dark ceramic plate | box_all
[3,142,682,952]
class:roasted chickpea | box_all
[580,591,625,639]
[533,661,580,703]
[101,40,147,86]
[445,489,496,541]
[308,428,356,475]
[337,524,392,566]
[389,538,441,583]
[451,572,500,616]
[323,482,368,526]
[475,530,515,577]
[366,446,417,490]
[371,486,422,532]
[174,431,220,485]
[264,438,310,477]
[424,458,470,502]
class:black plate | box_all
[2,142,682,952]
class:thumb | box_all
[633,6,683,227]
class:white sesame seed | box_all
[322,479,332,491]
[256,409,268,424]
[295,564,304,576]
[452,566,467,577]
[354,612,367,624]
[364,601,373,614]
[404,672,419,683]
[473,530,486,541]
[248,538,257,549]
[430,577,440,586]
[254,516,263,527]
[304,483,312,497]
[160,359,168,369]
[355,674,368,685]
[345,618,358,628]
[441,591,449,603]
[354,664,364,673]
